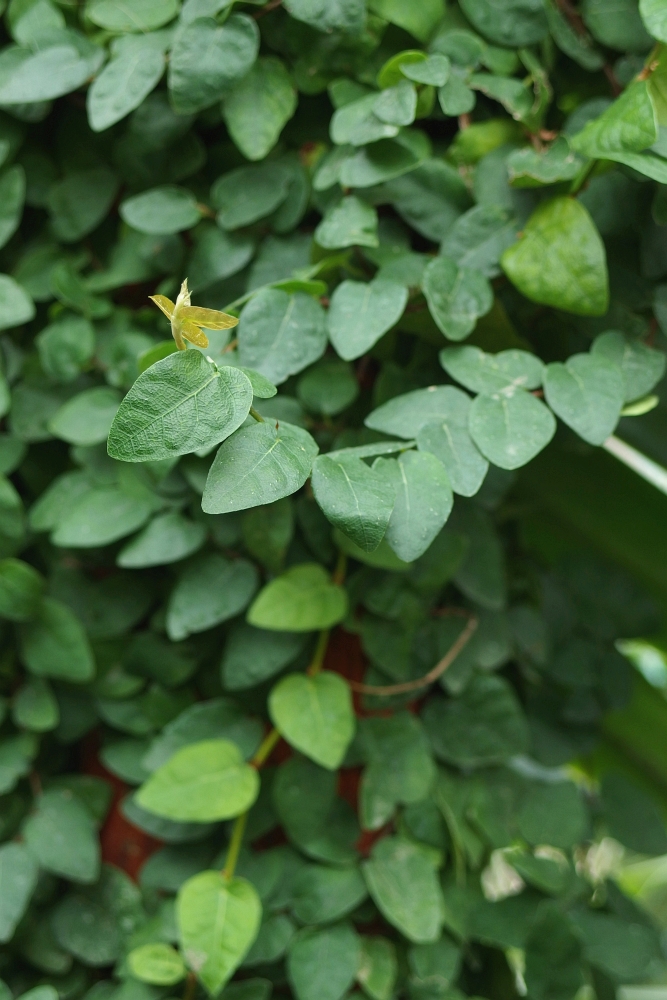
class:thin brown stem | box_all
[183,972,197,1000]
[348,611,478,696]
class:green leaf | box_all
[0,843,38,943]
[0,166,24,251]
[311,453,395,552]
[87,0,179,31]
[87,35,165,132]
[439,204,518,279]
[188,225,255,293]
[582,0,653,50]
[571,81,657,159]
[601,772,667,854]
[238,289,327,385]
[248,563,348,632]
[518,781,588,849]
[360,713,437,830]
[571,910,657,982]
[23,788,100,883]
[51,864,143,966]
[357,936,398,1000]
[12,677,59,732]
[543,353,625,445]
[367,0,445,42]
[0,275,34,329]
[292,864,368,925]
[374,81,417,127]
[48,168,118,243]
[297,359,359,416]
[0,33,104,104]
[459,0,548,45]
[19,597,94,682]
[412,389,488,497]
[143,698,263,771]
[501,196,609,316]
[400,54,450,86]
[166,554,258,641]
[177,871,261,995]
[223,57,297,161]
[591,330,665,403]
[374,451,453,562]
[422,256,493,341]
[136,739,259,822]
[507,137,586,188]
[202,422,318,515]
[315,196,378,250]
[423,674,528,767]
[330,95,398,147]
[108,352,253,462]
[50,480,155,549]
[169,14,259,115]
[524,906,583,1000]
[120,186,201,236]
[269,670,355,770]
[36,315,95,382]
[284,0,366,32]
[327,279,408,360]
[0,734,38,795]
[641,0,667,39]
[287,923,360,1000]
[49,387,121,446]
[440,345,545,394]
[212,162,292,230]
[362,837,443,943]
[118,512,206,568]
[0,558,43,621]
[366,385,469,439]
[128,943,186,986]
[222,622,308,690]
[469,389,556,470]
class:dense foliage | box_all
[3,2,667,1000]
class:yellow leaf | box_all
[179,305,239,330]
[149,295,175,320]
[180,320,209,348]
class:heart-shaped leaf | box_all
[501,196,608,316]
[543,353,625,445]
[248,563,348,632]
[136,739,259,822]
[469,388,556,470]
[177,871,261,995]
[269,671,355,770]
[108,351,253,462]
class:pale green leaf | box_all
[284,0,366,32]
[120,186,201,236]
[501,196,609,316]
[440,345,545,394]
[641,0,667,39]
[117,512,206,568]
[591,330,666,403]
[136,739,259,822]
[177,871,261,995]
[248,563,348,632]
[269,671,355,770]
[87,36,165,132]
[87,0,179,31]
[469,388,556,470]
[128,943,186,986]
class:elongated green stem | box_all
[252,727,281,768]
[222,810,248,880]
[307,628,330,677]
[569,157,596,196]
[249,407,265,423]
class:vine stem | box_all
[221,549,348,878]
[183,972,197,1000]
[222,811,248,880]
[249,407,265,423]
[348,610,478,696]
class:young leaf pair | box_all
[150,278,238,350]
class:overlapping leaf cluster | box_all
[1,2,667,1000]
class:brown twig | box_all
[348,610,478,696]
[253,0,282,17]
